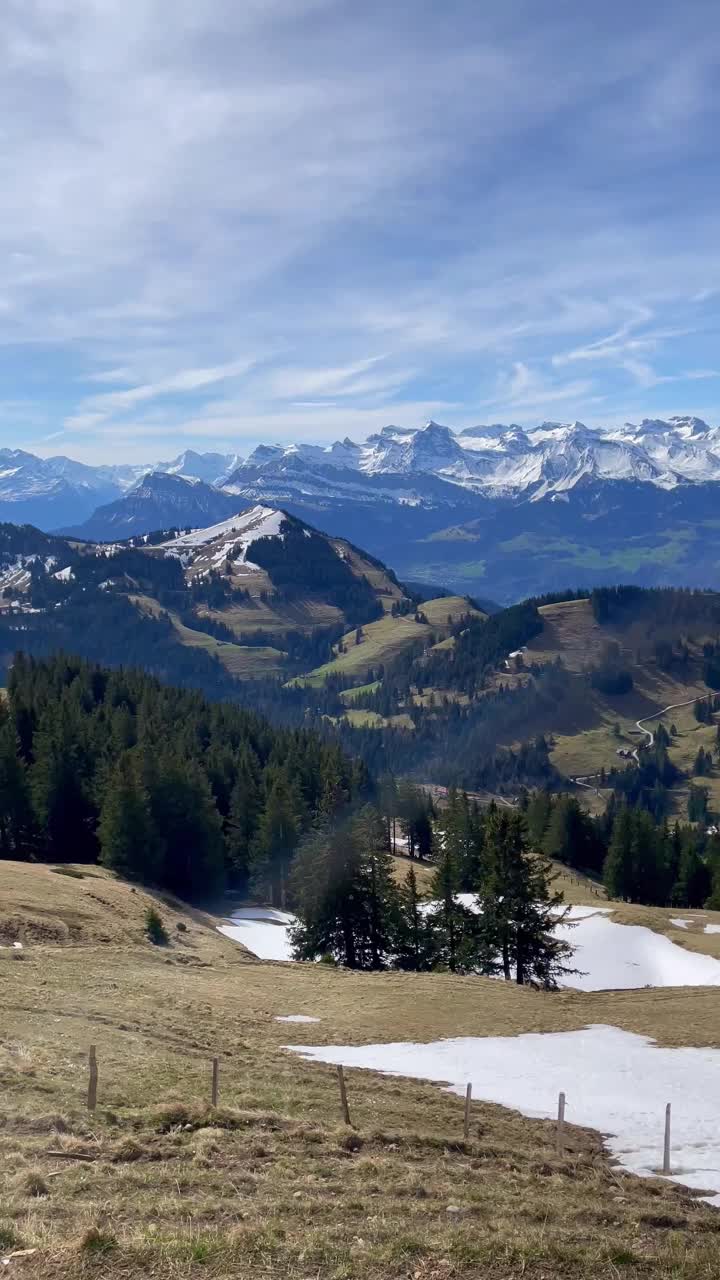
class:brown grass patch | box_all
[3,862,720,1278]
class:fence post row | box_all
[80,1053,674,1180]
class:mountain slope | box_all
[0,506,472,691]
[60,472,240,541]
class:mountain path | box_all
[573,695,699,790]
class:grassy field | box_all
[4,862,720,1279]
[130,596,286,677]
[519,599,718,811]
[201,597,344,637]
[303,597,480,686]
[303,614,432,683]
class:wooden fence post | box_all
[211,1057,219,1108]
[337,1064,352,1126]
[663,1103,671,1175]
[87,1045,98,1112]
[555,1091,566,1155]
[463,1083,472,1139]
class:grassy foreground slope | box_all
[3,862,720,1279]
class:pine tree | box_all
[225,752,260,883]
[30,706,97,863]
[98,751,160,881]
[425,808,478,972]
[672,834,711,907]
[290,806,400,970]
[353,804,399,968]
[525,790,553,848]
[151,759,225,899]
[603,808,670,904]
[252,774,299,907]
[688,784,710,823]
[479,812,576,987]
[603,807,634,899]
[543,794,600,872]
[395,864,433,970]
[0,718,34,859]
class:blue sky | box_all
[3,0,720,463]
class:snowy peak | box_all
[225,414,720,500]
[159,504,286,569]
[159,449,242,486]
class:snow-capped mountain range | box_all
[226,415,720,499]
[7,415,720,602]
[0,447,241,529]
[4,415,720,531]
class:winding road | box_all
[573,695,700,790]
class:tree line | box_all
[290,789,575,988]
[524,789,720,908]
[0,654,366,901]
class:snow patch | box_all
[288,1024,720,1201]
[217,905,295,962]
[670,918,691,930]
[275,1014,320,1024]
[218,897,720,989]
[705,924,720,935]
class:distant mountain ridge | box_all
[226,415,720,498]
[0,447,241,530]
[9,415,720,600]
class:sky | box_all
[3,0,720,464]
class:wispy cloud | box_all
[74,358,260,423]
[1,0,720,463]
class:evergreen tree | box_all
[289,810,399,969]
[29,705,97,862]
[525,790,553,848]
[688,784,710,823]
[98,751,160,880]
[672,834,711,907]
[425,809,469,972]
[479,812,576,987]
[353,804,399,968]
[394,864,433,970]
[543,794,603,873]
[604,807,634,900]
[151,758,225,899]
[0,718,34,858]
[252,774,300,907]
[603,808,670,904]
[224,751,260,883]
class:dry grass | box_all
[420,596,485,627]
[200,597,344,637]
[130,596,286,676]
[3,862,720,1279]
[305,614,433,683]
[304,597,476,685]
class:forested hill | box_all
[0,654,366,900]
[0,508,478,693]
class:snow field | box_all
[217,906,294,962]
[289,1024,720,1201]
[218,897,720,990]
